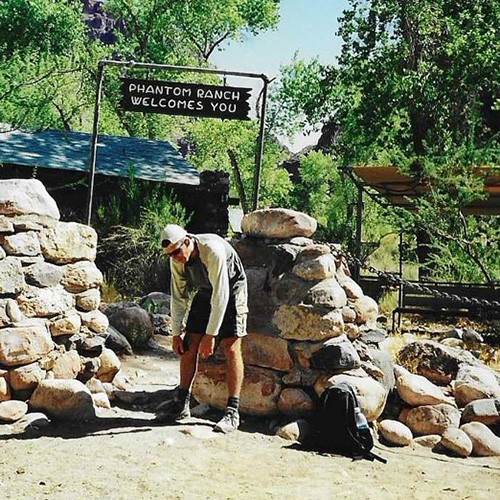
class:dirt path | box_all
[1,339,499,500]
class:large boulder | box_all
[273,304,344,341]
[303,278,347,309]
[462,398,500,426]
[378,419,413,446]
[107,305,153,348]
[440,427,473,457]
[8,362,46,392]
[2,231,41,256]
[17,285,74,317]
[242,333,294,372]
[95,348,121,383]
[460,422,500,456]
[0,257,25,295]
[277,388,315,417]
[61,261,103,293]
[453,365,500,407]
[0,400,28,423]
[292,254,336,281]
[29,379,96,421]
[193,362,282,416]
[0,324,53,367]
[394,365,452,406]
[39,222,97,264]
[397,340,483,384]
[242,208,317,239]
[0,179,60,227]
[310,335,361,371]
[24,262,64,288]
[406,403,461,435]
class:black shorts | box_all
[185,291,246,339]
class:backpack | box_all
[304,382,386,463]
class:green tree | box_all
[286,151,357,243]
[185,119,292,210]
[271,0,499,282]
[273,0,499,165]
[105,0,279,64]
[0,0,99,130]
[0,0,281,136]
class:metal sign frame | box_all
[86,59,269,224]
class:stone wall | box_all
[0,179,119,420]
[193,208,390,421]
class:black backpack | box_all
[304,382,386,463]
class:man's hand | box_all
[172,336,185,356]
[199,335,216,358]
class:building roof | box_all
[0,128,200,186]
[346,166,500,215]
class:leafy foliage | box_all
[185,119,292,209]
[96,177,191,296]
[0,0,100,130]
[270,0,500,283]
[285,151,357,244]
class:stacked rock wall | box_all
[0,179,118,421]
[193,209,390,421]
[192,208,500,456]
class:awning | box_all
[0,128,200,186]
[346,166,500,215]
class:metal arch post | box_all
[354,184,363,280]
[86,62,105,226]
[252,75,269,211]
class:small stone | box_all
[0,400,28,422]
[441,427,473,457]
[378,419,413,446]
[414,435,442,448]
[275,419,311,442]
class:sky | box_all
[211,0,350,150]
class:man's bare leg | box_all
[221,336,244,397]
[213,336,244,433]
[156,333,202,422]
[179,333,203,390]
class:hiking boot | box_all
[155,398,191,423]
[213,407,240,434]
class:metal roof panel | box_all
[0,129,200,185]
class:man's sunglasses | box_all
[163,240,186,257]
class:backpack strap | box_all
[363,449,388,464]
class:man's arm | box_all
[170,260,189,336]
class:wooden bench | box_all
[392,280,500,331]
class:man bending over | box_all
[157,224,248,434]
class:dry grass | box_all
[101,280,124,303]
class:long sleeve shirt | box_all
[170,233,247,336]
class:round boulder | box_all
[378,419,413,446]
[108,306,153,348]
[29,379,96,421]
[242,208,317,239]
[441,427,473,457]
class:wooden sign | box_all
[120,78,251,120]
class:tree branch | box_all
[227,149,249,214]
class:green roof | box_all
[0,129,200,185]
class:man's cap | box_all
[160,224,187,248]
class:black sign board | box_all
[120,78,251,120]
